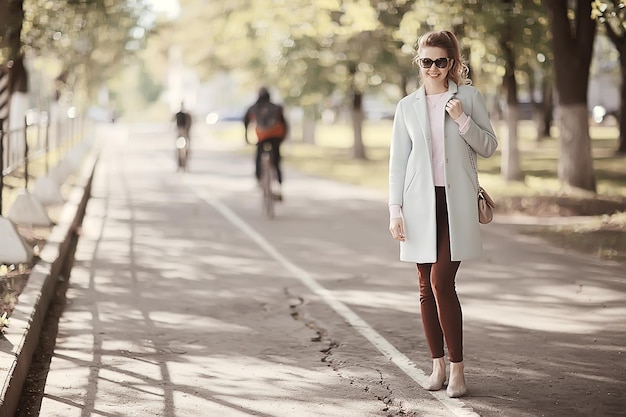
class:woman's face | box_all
[418,46,451,87]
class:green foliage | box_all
[137,61,163,103]
[593,0,626,29]
[175,0,418,107]
[1,0,149,106]
[593,0,626,54]
[170,0,556,113]
[406,0,553,100]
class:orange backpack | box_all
[254,103,286,141]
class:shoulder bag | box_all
[467,145,496,224]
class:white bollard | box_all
[0,216,34,264]
[7,189,53,227]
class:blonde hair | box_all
[413,31,470,86]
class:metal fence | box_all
[0,108,81,216]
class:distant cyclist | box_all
[174,102,192,140]
[243,87,288,195]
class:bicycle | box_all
[259,141,280,219]
[175,128,190,172]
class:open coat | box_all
[389,81,498,263]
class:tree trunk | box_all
[352,90,366,160]
[499,16,523,182]
[529,70,543,142]
[5,0,27,94]
[9,55,27,94]
[528,68,540,141]
[532,104,544,142]
[503,104,522,181]
[545,0,596,192]
[533,78,554,141]
[618,72,626,154]
[302,106,316,144]
[600,18,625,153]
[0,1,8,49]
[542,81,554,138]
[557,104,596,190]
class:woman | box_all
[388,31,498,398]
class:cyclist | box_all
[243,87,288,197]
[174,102,192,140]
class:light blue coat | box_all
[389,81,498,263]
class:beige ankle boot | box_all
[425,357,446,391]
[447,361,467,398]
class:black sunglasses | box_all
[418,57,451,69]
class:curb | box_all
[0,145,100,416]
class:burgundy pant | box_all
[417,187,463,363]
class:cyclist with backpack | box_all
[243,87,289,196]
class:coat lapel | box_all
[413,81,460,143]
[411,81,461,157]
[447,80,459,97]
[412,87,430,142]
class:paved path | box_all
[36,123,625,417]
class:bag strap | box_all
[466,143,481,189]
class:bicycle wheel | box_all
[177,148,185,171]
[260,153,274,218]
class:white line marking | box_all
[196,191,480,417]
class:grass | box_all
[527,212,626,261]
[214,118,626,263]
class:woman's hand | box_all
[445,98,463,120]
[389,217,406,241]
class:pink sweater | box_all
[389,94,470,219]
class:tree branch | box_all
[603,19,622,50]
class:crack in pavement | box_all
[285,287,415,417]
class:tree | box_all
[593,0,626,154]
[176,0,416,158]
[372,0,418,97]
[400,0,551,182]
[498,0,552,179]
[176,0,337,134]
[544,0,597,192]
[459,0,552,181]
[0,0,27,94]
[1,0,146,108]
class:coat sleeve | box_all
[388,101,412,207]
[461,88,498,158]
